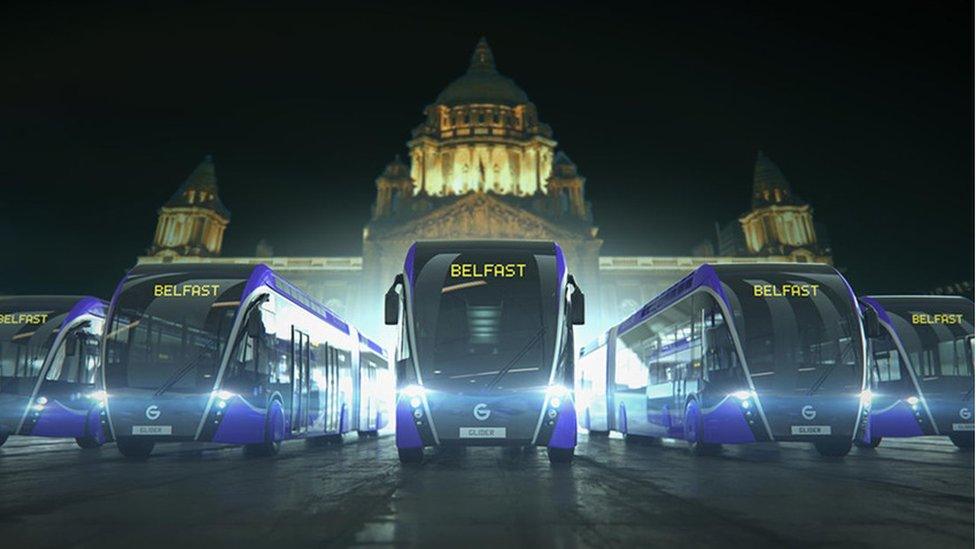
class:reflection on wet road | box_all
[1,434,971,547]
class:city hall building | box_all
[136,39,831,342]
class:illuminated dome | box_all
[435,38,529,107]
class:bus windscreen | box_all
[722,270,863,394]
[882,298,974,383]
[411,250,558,393]
[104,276,245,393]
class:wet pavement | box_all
[0,433,971,548]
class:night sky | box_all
[1,1,972,299]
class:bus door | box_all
[325,346,341,433]
[362,360,377,431]
[605,327,618,431]
[290,328,310,435]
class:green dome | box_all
[435,38,529,107]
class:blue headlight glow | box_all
[728,390,755,401]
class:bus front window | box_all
[410,250,558,394]
[722,270,863,395]
[104,277,244,393]
[882,298,974,384]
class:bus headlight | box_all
[87,390,108,405]
[36,396,48,406]
[906,396,920,409]
[859,389,873,407]
[402,384,426,398]
[402,385,427,408]
[546,385,570,410]
[212,390,236,401]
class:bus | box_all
[576,263,872,458]
[859,295,973,450]
[385,240,585,464]
[0,296,109,449]
[102,264,390,459]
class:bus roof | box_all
[615,262,842,337]
[121,263,351,335]
[0,295,107,330]
[861,295,975,327]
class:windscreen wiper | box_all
[483,326,545,392]
[154,347,213,396]
[807,339,857,396]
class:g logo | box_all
[960,408,972,421]
[146,405,161,421]
[473,403,491,421]
[801,405,817,421]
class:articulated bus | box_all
[102,264,391,459]
[385,240,585,464]
[577,263,871,458]
[0,296,109,449]
[859,295,974,450]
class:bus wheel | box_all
[398,447,423,464]
[244,439,281,456]
[117,438,154,460]
[0,433,9,447]
[949,433,974,451]
[625,434,659,446]
[856,437,882,449]
[685,401,721,456]
[588,430,610,438]
[357,430,378,439]
[75,436,102,449]
[547,447,574,464]
[814,438,852,457]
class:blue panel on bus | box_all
[404,243,417,286]
[60,296,108,329]
[359,334,386,356]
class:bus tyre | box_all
[117,438,154,460]
[398,447,423,464]
[245,403,283,457]
[685,401,721,456]
[75,436,102,449]
[547,447,574,464]
[949,433,974,451]
[0,433,9,447]
[856,437,882,449]
[588,430,610,438]
[814,438,852,457]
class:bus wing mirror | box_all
[863,306,881,338]
[65,336,78,356]
[246,309,264,338]
[568,276,585,325]
[385,274,403,325]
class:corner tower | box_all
[148,155,230,257]
[738,151,829,262]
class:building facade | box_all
[137,39,832,343]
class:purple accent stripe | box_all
[28,400,88,438]
[547,398,577,449]
[404,243,417,287]
[242,264,350,334]
[618,264,730,336]
[211,397,267,444]
[554,242,566,284]
[395,399,424,449]
[859,296,894,326]
[59,296,108,330]
[359,334,386,357]
[702,397,757,444]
